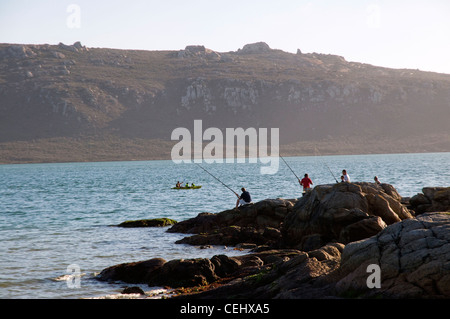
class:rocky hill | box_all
[1,41,450,163]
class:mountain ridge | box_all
[1,41,450,164]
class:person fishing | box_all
[342,170,351,182]
[236,187,252,208]
[300,173,313,195]
[195,163,243,208]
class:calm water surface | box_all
[0,153,449,298]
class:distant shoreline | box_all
[1,133,450,165]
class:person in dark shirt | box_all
[236,187,252,208]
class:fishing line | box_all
[314,147,339,183]
[280,155,301,183]
[194,162,238,196]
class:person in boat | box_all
[191,183,196,188]
[342,170,351,182]
[299,173,313,195]
[185,183,190,188]
[176,181,182,188]
[236,187,252,208]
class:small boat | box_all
[171,185,202,190]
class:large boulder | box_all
[169,198,296,234]
[96,258,166,284]
[282,182,413,250]
[409,187,450,214]
[168,198,296,247]
[97,249,303,289]
[117,218,177,228]
[335,212,450,298]
[237,42,272,54]
[178,243,344,299]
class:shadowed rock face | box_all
[282,182,413,250]
[335,212,450,298]
[168,198,297,247]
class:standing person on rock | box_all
[300,173,313,196]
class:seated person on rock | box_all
[236,187,252,208]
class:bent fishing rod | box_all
[314,147,339,183]
[194,162,239,197]
[280,155,301,183]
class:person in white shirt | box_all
[342,170,351,182]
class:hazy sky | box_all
[1,0,449,74]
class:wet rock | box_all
[148,258,219,288]
[121,286,145,295]
[117,218,177,228]
[96,258,166,284]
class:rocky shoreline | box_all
[97,182,450,299]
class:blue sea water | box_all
[0,153,449,299]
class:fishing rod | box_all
[280,155,301,183]
[314,147,339,183]
[194,162,239,197]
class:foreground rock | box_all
[176,212,450,299]
[335,212,450,298]
[97,249,303,289]
[97,213,450,299]
[176,242,344,299]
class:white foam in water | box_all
[88,287,174,299]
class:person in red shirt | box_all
[299,173,313,195]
